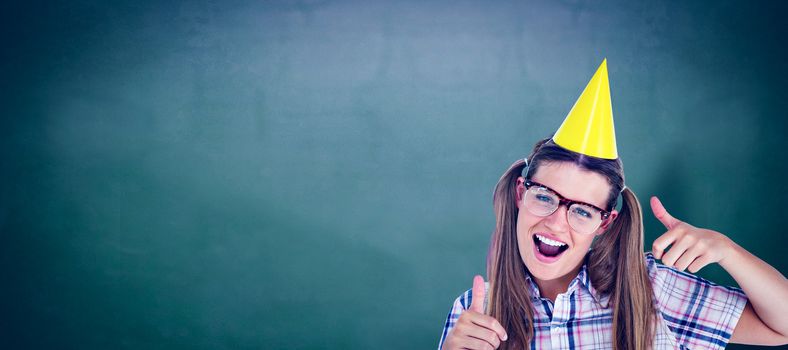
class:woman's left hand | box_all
[650,196,736,273]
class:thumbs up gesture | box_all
[442,275,508,350]
[650,196,735,273]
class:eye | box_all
[572,206,592,219]
[535,194,554,203]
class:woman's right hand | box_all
[442,275,508,350]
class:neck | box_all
[533,264,583,302]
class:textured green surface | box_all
[1,1,786,349]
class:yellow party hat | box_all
[552,59,618,159]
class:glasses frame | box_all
[523,180,612,223]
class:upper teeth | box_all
[536,234,567,247]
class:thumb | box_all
[650,196,680,230]
[469,275,486,313]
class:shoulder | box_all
[644,252,748,350]
[644,252,745,298]
[645,251,746,311]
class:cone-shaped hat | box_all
[552,59,618,159]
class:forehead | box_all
[530,161,611,208]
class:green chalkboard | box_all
[1,1,786,349]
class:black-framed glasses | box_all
[523,180,611,234]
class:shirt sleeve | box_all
[437,288,472,350]
[646,252,748,350]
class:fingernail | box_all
[503,333,508,341]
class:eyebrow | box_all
[527,180,608,211]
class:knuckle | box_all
[491,337,501,348]
[485,330,500,346]
[471,338,486,350]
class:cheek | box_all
[516,212,539,247]
[573,234,596,249]
[517,209,542,229]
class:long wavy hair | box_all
[485,138,656,349]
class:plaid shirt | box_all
[438,253,747,349]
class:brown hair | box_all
[486,138,656,349]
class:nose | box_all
[543,204,570,233]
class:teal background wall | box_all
[2,1,786,349]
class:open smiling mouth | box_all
[533,234,569,258]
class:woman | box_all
[438,61,788,349]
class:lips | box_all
[532,233,569,258]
